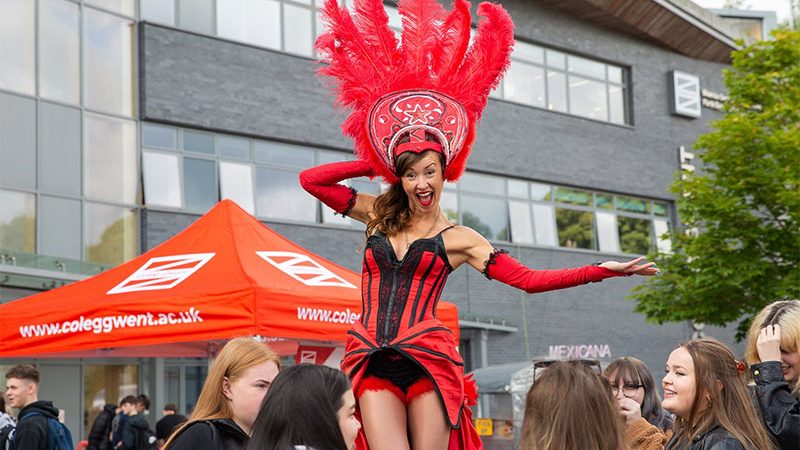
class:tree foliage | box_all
[631,30,800,339]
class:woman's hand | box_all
[756,324,782,362]
[600,256,658,276]
[618,398,643,425]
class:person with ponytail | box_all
[662,338,775,450]
[745,300,800,450]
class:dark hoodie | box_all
[87,404,117,450]
[120,413,150,450]
[10,400,59,450]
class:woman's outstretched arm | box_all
[444,226,657,293]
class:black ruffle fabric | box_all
[482,248,509,280]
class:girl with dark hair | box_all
[744,300,800,449]
[520,361,627,450]
[604,357,674,450]
[662,338,775,450]
[246,364,360,450]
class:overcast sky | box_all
[690,0,793,23]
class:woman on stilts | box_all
[302,0,658,448]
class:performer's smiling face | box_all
[399,150,444,213]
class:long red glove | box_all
[299,160,374,216]
[483,249,629,294]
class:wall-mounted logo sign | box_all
[701,89,728,111]
[669,70,701,118]
[256,251,357,289]
[107,253,215,294]
[548,344,612,359]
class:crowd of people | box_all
[2,300,797,450]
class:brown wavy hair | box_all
[366,150,444,238]
[163,338,281,448]
[520,361,628,450]
[670,338,775,450]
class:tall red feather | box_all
[398,0,445,84]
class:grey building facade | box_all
[0,0,745,442]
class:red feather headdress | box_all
[316,0,515,183]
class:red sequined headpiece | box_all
[316,0,515,183]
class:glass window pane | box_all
[351,179,380,195]
[184,365,208,414]
[569,76,608,121]
[545,50,565,70]
[508,200,533,244]
[39,195,81,259]
[219,162,255,214]
[40,0,80,104]
[508,179,528,199]
[555,208,595,250]
[0,190,36,253]
[141,0,175,25]
[284,4,313,57]
[554,187,591,206]
[164,366,180,414]
[83,365,138,440]
[0,93,36,190]
[184,158,218,212]
[85,0,135,17]
[609,85,625,124]
[84,113,138,204]
[40,102,81,196]
[654,219,672,254]
[617,216,653,255]
[84,9,135,116]
[530,183,551,201]
[568,55,605,79]
[653,201,669,216]
[218,0,281,49]
[595,211,620,253]
[532,204,556,246]
[219,136,250,159]
[616,195,650,214]
[254,141,315,168]
[143,152,182,208]
[386,6,402,32]
[460,173,504,196]
[595,193,613,209]
[84,203,137,265]
[513,42,543,64]
[255,167,316,221]
[182,130,215,154]
[142,123,177,149]
[178,0,214,34]
[608,66,623,84]
[440,191,458,224]
[0,0,35,95]
[503,62,545,107]
[546,71,567,112]
[461,195,508,241]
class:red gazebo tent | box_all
[0,200,459,358]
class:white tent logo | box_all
[256,251,356,289]
[107,253,216,295]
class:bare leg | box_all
[408,391,450,450]
[360,390,410,450]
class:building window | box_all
[84,113,139,204]
[0,0,35,95]
[0,189,36,253]
[40,0,81,105]
[84,202,138,265]
[493,41,629,125]
[84,8,136,117]
[142,124,382,227]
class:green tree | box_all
[631,30,800,339]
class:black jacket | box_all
[120,414,150,450]
[664,425,750,450]
[87,404,116,450]
[752,361,800,450]
[9,401,59,450]
[165,419,248,450]
[155,414,187,441]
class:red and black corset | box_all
[360,227,454,345]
